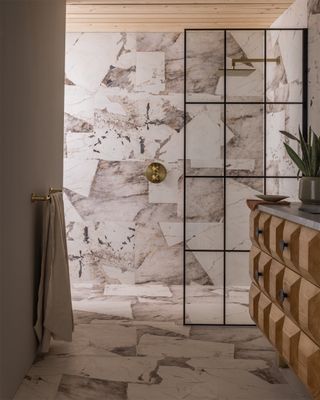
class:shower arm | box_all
[231,56,281,69]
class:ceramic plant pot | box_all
[299,177,320,204]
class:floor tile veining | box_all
[14,287,311,400]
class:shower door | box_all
[183,28,308,325]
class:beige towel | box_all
[34,192,74,353]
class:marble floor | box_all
[14,290,311,400]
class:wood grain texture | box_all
[282,221,300,272]
[249,282,261,322]
[299,227,320,286]
[249,210,320,398]
[249,210,261,248]
[297,333,320,399]
[268,259,285,306]
[258,251,272,294]
[299,279,320,347]
[282,317,300,372]
[258,213,272,254]
[257,291,272,338]
[269,216,285,262]
[269,304,285,353]
[65,1,294,31]
[282,267,301,322]
[249,246,261,284]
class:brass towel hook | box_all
[31,188,62,202]
[145,162,167,184]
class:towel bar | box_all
[31,188,62,202]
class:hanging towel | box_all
[34,192,74,353]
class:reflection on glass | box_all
[186,30,224,102]
[226,31,264,102]
[266,104,302,176]
[226,104,264,176]
[266,178,299,201]
[186,104,224,177]
[267,30,303,102]
[185,251,224,324]
[186,178,224,250]
[226,178,264,251]
[226,252,252,324]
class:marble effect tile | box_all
[136,52,165,94]
[55,375,127,400]
[226,179,263,250]
[14,307,311,400]
[64,158,98,197]
[104,284,172,298]
[72,299,134,320]
[137,334,235,358]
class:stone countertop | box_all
[258,202,320,231]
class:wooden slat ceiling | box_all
[66,1,295,32]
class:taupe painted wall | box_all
[0,1,66,398]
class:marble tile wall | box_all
[308,1,320,133]
[64,33,185,301]
[64,25,308,325]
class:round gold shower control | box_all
[145,162,167,184]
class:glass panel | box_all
[226,178,263,251]
[267,30,303,102]
[185,251,224,324]
[186,104,224,177]
[226,30,264,102]
[186,30,224,102]
[226,252,252,324]
[266,178,300,202]
[186,178,224,250]
[226,104,264,176]
[266,104,302,176]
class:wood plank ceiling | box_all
[66,0,294,32]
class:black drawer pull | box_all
[278,289,288,303]
[255,270,263,280]
[279,240,288,251]
[255,227,263,237]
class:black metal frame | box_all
[183,28,308,326]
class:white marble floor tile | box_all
[49,323,137,356]
[137,334,235,358]
[13,374,62,400]
[104,284,172,298]
[72,299,133,319]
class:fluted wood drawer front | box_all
[249,246,261,285]
[297,332,320,399]
[280,221,300,272]
[249,283,261,323]
[269,216,285,262]
[269,304,285,354]
[268,259,285,306]
[282,316,300,372]
[249,247,272,293]
[281,267,301,322]
[299,279,320,346]
[299,226,320,287]
[250,211,272,252]
[257,291,272,338]
[250,210,261,248]
[257,213,272,253]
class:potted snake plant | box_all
[280,127,320,205]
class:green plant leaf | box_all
[279,130,300,142]
[284,143,307,176]
[298,128,311,175]
[311,132,319,176]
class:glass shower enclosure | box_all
[183,28,308,325]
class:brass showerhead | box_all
[217,68,255,77]
[217,56,281,77]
